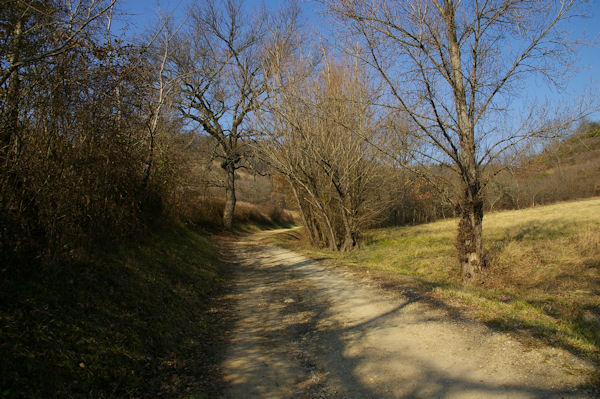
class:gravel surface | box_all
[219,229,598,398]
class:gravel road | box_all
[219,229,597,398]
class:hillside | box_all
[486,123,600,210]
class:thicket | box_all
[0,1,292,270]
[1,1,144,266]
[258,59,385,251]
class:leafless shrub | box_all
[258,57,385,250]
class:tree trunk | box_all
[142,132,154,190]
[308,212,324,247]
[456,189,485,283]
[318,209,338,251]
[443,1,486,282]
[340,209,357,252]
[289,182,319,246]
[223,162,236,230]
[303,183,338,250]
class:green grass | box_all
[276,198,600,363]
[0,224,227,398]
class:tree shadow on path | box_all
[219,240,598,398]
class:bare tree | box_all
[139,12,187,192]
[172,0,297,229]
[1,0,116,161]
[258,57,384,250]
[323,0,595,281]
[0,0,117,85]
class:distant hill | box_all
[486,121,600,210]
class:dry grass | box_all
[234,201,296,228]
[276,198,600,363]
[180,197,296,229]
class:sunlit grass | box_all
[277,198,600,362]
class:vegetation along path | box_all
[219,229,596,398]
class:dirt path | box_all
[219,229,597,398]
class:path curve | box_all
[219,229,596,398]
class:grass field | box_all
[276,198,600,364]
[0,225,228,398]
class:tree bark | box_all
[302,180,338,250]
[306,209,325,248]
[456,187,485,282]
[142,132,154,190]
[290,182,321,246]
[317,206,338,251]
[222,162,236,230]
[340,209,357,252]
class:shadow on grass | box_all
[0,225,235,399]
[500,219,575,242]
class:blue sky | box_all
[113,0,600,122]
[112,0,327,33]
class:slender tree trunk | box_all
[313,205,338,250]
[142,132,154,190]
[223,162,236,230]
[340,209,357,252]
[316,207,337,250]
[311,216,325,246]
[306,209,324,247]
[289,182,319,246]
[303,182,338,250]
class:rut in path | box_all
[219,229,596,399]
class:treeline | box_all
[0,1,291,269]
[381,121,600,226]
[485,121,600,211]
[1,0,597,271]
[268,117,600,234]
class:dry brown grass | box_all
[234,201,296,227]
[177,197,296,229]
